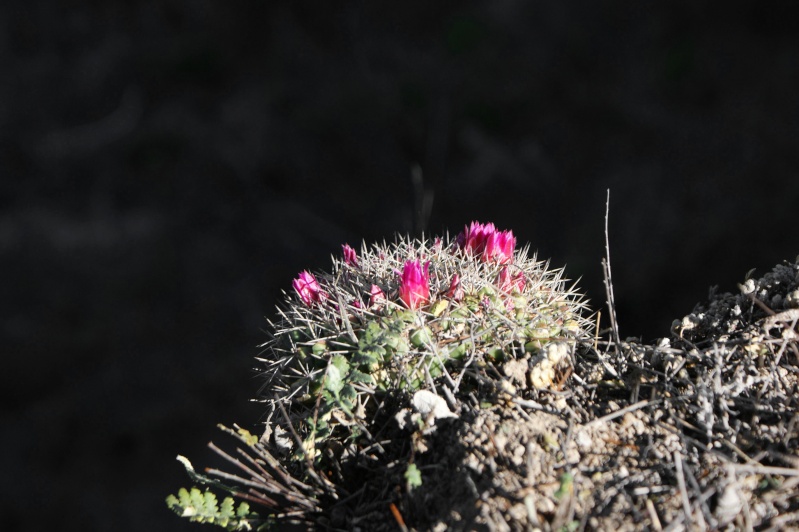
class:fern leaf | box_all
[166,486,260,531]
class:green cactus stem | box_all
[257,224,594,462]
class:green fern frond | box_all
[166,487,262,531]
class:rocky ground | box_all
[401,258,799,531]
[3,1,799,531]
[175,258,799,531]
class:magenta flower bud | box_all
[369,284,386,307]
[342,243,358,267]
[446,273,464,301]
[457,221,497,256]
[483,230,516,264]
[399,260,430,309]
[292,270,328,306]
[497,266,525,293]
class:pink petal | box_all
[342,243,358,267]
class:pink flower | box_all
[399,260,430,309]
[369,284,386,307]
[483,230,516,263]
[292,271,328,306]
[457,221,516,263]
[497,266,525,293]
[457,221,496,255]
[342,243,358,267]
[446,274,464,301]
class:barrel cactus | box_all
[259,221,593,461]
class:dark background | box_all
[3,1,799,530]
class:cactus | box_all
[258,222,594,461]
[168,221,594,529]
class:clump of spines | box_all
[258,222,593,461]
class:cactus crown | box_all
[258,222,593,460]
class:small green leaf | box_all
[362,321,385,343]
[554,472,574,500]
[394,309,417,323]
[190,487,205,513]
[348,369,375,385]
[219,496,235,519]
[398,338,412,355]
[313,415,332,439]
[237,427,258,447]
[331,354,350,374]
[405,463,423,490]
[353,344,384,366]
[386,316,405,334]
[557,521,580,532]
[236,501,251,518]
[325,363,345,394]
[340,384,357,403]
[203,490,219,512]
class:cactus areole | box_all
[259,222,592,461]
